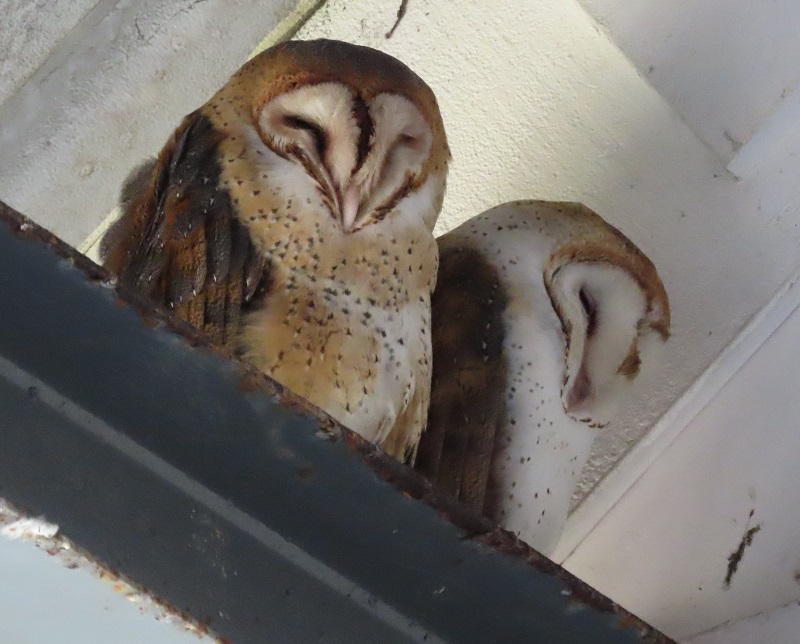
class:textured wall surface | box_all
[297,0,800,504]
[0,0,300,246]
[579,0,800,167]
[686,600,800,644]
[0,0,100,104]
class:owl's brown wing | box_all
[101,111,268,347]
[414,243,508,514]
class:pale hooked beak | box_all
[564,367,592,418]
[341,184,362,231]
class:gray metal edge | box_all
[0,201,675,644]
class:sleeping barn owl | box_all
[102,39,450,462]
[415,201,670,555]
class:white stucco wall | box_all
[0,0,304,246]
[579,0,800,171]
[0,0,100,105]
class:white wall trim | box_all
[554,267,800,564]
[683,599,800,643]
[727,81,800,179]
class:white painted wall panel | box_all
[579,0,800,167]
[0,0,101,105]
[561,290,800,640]
[0,526,214,643]
[685,600,800,644]
[0,0,302,246]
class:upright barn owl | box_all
[416,201,670,555]
[102,39,450,462]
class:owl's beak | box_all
[340,184,362,232]
[564,367,593,419]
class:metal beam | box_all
[0,201,674,643]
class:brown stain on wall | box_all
[724,509,762,589]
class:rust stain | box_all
[0,201,674,643]
[724,509,761,589]
[295,465,315,482]
[238,370,269,393]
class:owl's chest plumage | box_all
[192,90,443,460]
[234,189,436,460]
[240,269,430,444]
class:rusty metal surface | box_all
[0,200,675,643]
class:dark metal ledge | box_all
[0,201,674,643]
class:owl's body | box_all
[417,201,669,554]
[102,40,449,461]
[239,213,438,453]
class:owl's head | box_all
[542,203,670,427]
[217,39,449,234]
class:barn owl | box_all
[101,39,449,462]
[415,201,669,555]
